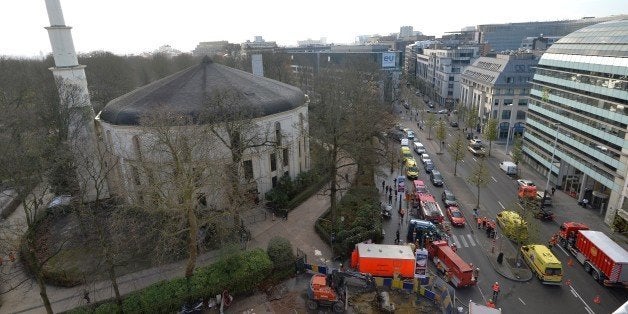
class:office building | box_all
[460,52,539,138]
[477,15,627,52]
[524,20,628,227]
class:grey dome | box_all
[99,58,306,126]
[546,19,628,57]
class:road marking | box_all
[472,157,477,162]
[491,176,497,182]
[459,235,469,247]
[557,244,570,257]
[569,285,596,314]
[498,201,505,209]
[517,203,524,210]
[451,235,461,248]
[466,234,476,246]
[518,298,526,305]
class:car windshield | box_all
[433,173,442,180]
[451,211,463,218]
[409,166,419,172]
[445,194,455,201]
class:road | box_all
[386,91,627,313]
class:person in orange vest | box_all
[486,299,496,308]
[492,282,500,301]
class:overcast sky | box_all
[2,0,627,57]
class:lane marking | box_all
[518,298,526,305]
[491,176,497,182]
[466,234,476,246]
[557,244,570,257]
[459,235,469,247]
[570,285,596,314]
[517,203,524,210]
[472,157,477,162]
[498,201,505,209]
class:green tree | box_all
[464,105,479,137]
[425,112,437,140]
[449,130,466,176]
[483,117,499,157]
[436,118,447,154]
[466,158,490,209]
[511,134,524,175]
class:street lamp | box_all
[504,125,514,158]
[542,124,560,206]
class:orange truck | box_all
[350,243,416,278]
[427,240,476,288]
[557,222,628,287]
[517,185,554,220]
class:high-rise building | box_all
[477,15,627,52]
[524,20,628,227]
[460,52,539,138]
[399,26,414,39]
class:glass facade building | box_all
[478,15,628,52]
[524,20,628,227]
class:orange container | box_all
[351,243,416,278]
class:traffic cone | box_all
[567,258,574,267]
[565,279,572,286]
[593,295,601,304]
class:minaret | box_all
[45,0,109,201]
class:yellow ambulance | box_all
[520,244,563,285]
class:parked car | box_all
[397,176,407,192]
[517,179,535,187]
[446,206,466,227]
[450,121,459,128]
[382,203,392,219]
[499,161,518,175]
[441,190,458,208]
[424,160,435,173]
[420,153,430,164]
[413,142,426,154]
[437,109,448,114]
[428,102,435,108]
[430,170,443,186]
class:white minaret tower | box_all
[45,0,109,201]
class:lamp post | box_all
[504,125,514,158]
[543,124,560,207]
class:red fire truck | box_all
[428,240,476,288]
[417,193,444,223]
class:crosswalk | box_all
[450,234,477,248]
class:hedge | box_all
[67,249,272,313]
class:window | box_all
[518,100,527,106]
[275,122,282,146]
[270,153,277,172]
[448,91,453,96]
[516,111,526,120]
[283,148,289,167]
[449,76,454,81]
[243,160,253,179]
[504,99,513,106]
[501,110,511,119]
[494,99,499,107]
[448,83,454,88]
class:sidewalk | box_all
[1,166,354,314]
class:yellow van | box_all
[400,146,413,162]
[520,245,563,285]
[406,158,419,179]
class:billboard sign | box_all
[382,52,396,68]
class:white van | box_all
[499,161,517,175]
[401,138,409,147]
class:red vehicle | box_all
[417,193,444,223]
[428,240,476,288]
[350,243,416,278]
[412,180,428,196]
[446,206,466,227]
[557,222,628,287]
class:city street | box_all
[384,89,627,313]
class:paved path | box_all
[0,164,354,314]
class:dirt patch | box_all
[349,289,439,314]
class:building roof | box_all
[546,19,628,57]
[99,57,306,126]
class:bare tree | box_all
[449,130,466,176]
[435,118,447,154]
[425,112,437,140]
[483,118,499,157]
[511,134,524,174]
[466,157,490,209]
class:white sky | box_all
[2,0,627,57]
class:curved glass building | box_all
[524,19,628,227]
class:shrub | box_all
[266,236,295,270]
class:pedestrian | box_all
[393,177,397,187]
[83,290,91,304]
[473,208,479,220]
[395,189,398,197]
[551,187,556,196]
[492,282,500,301]
[382,180,385,191]
[284,209,289,220]
[395,230,400,244]
[473,267,480,282]
[388,194,393,205]
[486,299,495,308]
